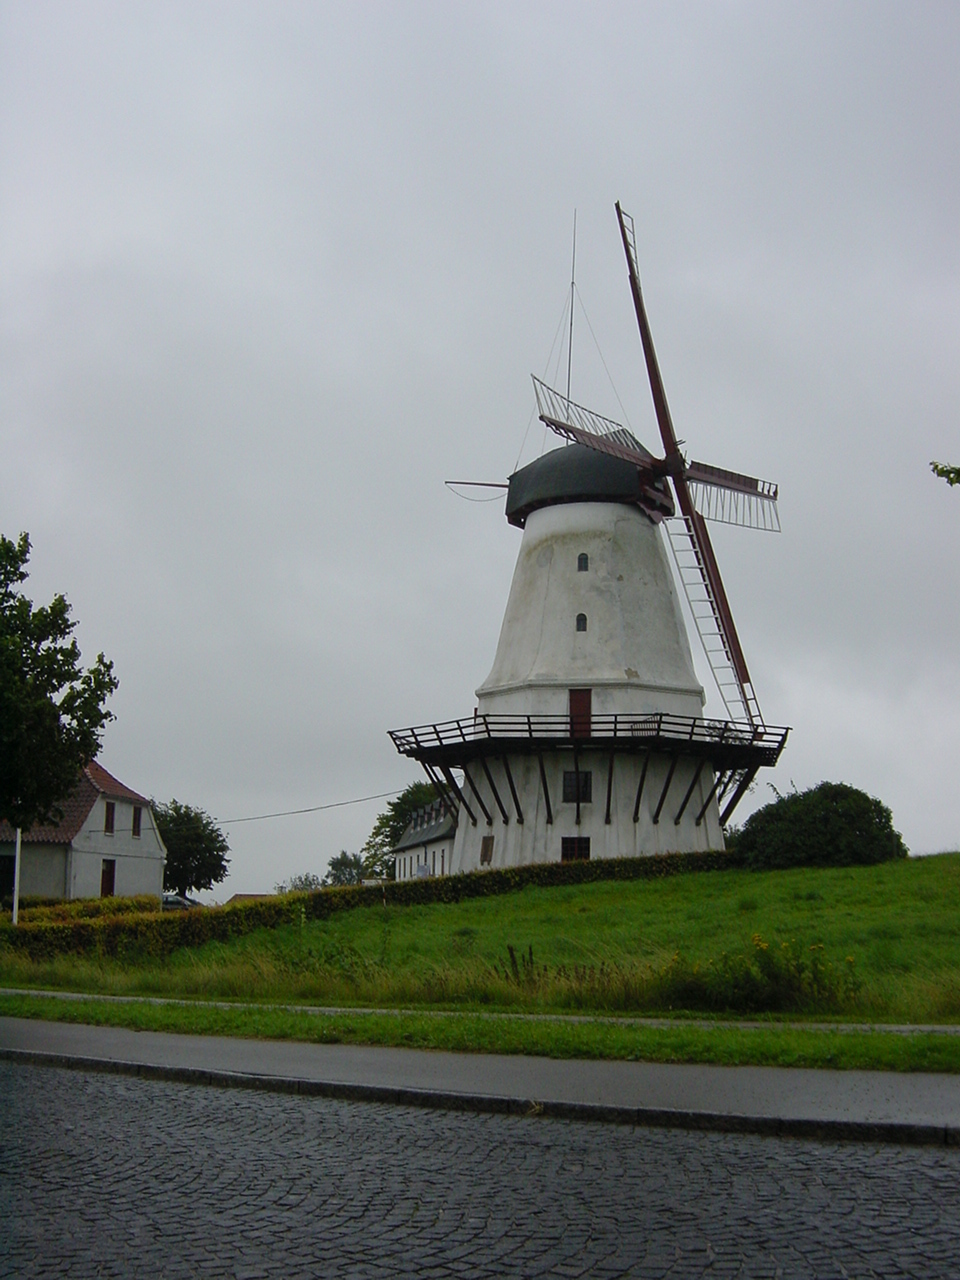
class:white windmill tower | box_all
[390,204,788,876]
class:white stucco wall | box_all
[396,839,453,880]
[449,749,724,872]
[13,844,69,898]
[477,501,704,719]
[67,797,166,899]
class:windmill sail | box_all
[531,378,656,467]
[685,460,780,532]
[615,201,764,726]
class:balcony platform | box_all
[389,712,789,772]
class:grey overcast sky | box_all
[2,1,959,895]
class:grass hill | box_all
[3,854,959,1023]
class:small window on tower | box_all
[576,613,587,632]
[480,835,494,865]
[578,553,589,572]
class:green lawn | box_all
[2,854,959,1023]
[3,991,960,1074]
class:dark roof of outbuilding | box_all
[0,762,150,845]
[505,443,672,527]
[393,801,458,853]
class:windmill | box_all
[532,202,779,729]
[389,204,788,878]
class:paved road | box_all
[2,1061,959,1279]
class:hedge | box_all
[0,849,743,961]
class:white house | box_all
[0,761,166,901]
[393,800,457,881]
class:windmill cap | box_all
[505,444,672,528]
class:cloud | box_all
[2,1,959,889]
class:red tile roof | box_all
[84,760,150,805]
[0,762,150,845]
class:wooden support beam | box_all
[632,752,650,823]
[717,769,738,802]
[652,754,680,825]
[694,769,727,826]
[480,757,509,824]
[674,758,706,825]
[605,752,615,825]
[441,764,477,826]
[720,765,759,826]
[461,764,493,826]
[500,755,524,824]
[422,763,457,824]
[537,753,553,825]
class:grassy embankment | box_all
[2,854,960,1070]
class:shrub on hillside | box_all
[727,782,908,870]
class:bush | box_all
[728,782,908,870]
[15,895,161,924]
[0,850,740,960]
[651,935,861,1013]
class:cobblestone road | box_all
[2,1062,958,1278]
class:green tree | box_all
[275,871,323,894]
[931,461,960,486]
[360,781,438,879]
[0,532,118,831]
[322,851,364,886]
[154,800,230,897]
[726,781,907,869]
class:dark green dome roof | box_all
[506,444,672,528]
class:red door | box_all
[569,688,592,738]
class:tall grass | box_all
[0,931,863,1015]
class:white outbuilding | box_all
[390,444,787,873]
[393,800,457,881]
[0,761,166,901]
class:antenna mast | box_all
[565,210,577,402]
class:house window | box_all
[576,613,587,632]
[561,837,590,862]
[578,553,589,572]
[100,859,116,896]
[104,801,115,835]
[441,850,445,876]
[132,806,142,838]
[563,771,592,803]
[480,835,494,865]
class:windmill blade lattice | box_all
[665,514,763,725]
[531,377,656,467]
[686,461,780,532]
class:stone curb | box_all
[3,1046,958,1148]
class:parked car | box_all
[161,892,201,911]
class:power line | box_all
[220,789,403,825]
